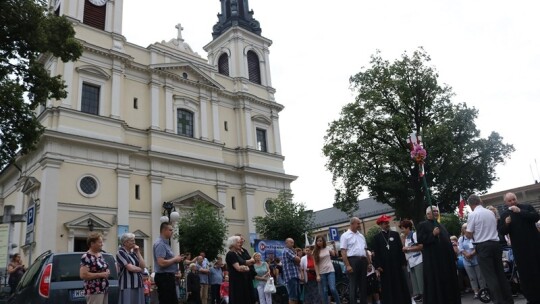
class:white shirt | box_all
[466,205,499,243]
[340,229,367,257]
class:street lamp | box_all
[160,201,180,223]
[87,218,94,231]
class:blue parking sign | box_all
[26,205,35,233]
[329,227,339,241]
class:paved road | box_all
[460,292,528,304]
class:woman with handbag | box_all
[253,252,272,304]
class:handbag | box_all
[264,277,276,294]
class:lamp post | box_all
[87,218,94,231]
[160,202,180,250]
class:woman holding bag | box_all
[253,252,272,304]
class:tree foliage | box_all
[365,225,382,250]
[323,48,514,223]
[0,0,82,168]
[253,191,314,248]
[176,202,228,261]
[440,213,464,238]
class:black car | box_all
[8,251,119,303]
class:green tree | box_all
[0,0,82,168]
[253,191,314,248]
[323,48,514,223]
[176,202,228,261]
[365,225,382,250]
[440,213,464,238]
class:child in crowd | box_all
[220,275,230,304]
[142,270,152,304]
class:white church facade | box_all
[0,0,295,264]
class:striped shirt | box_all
[116,247,143,290]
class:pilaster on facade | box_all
[165,85,174,133]
[150,81,161,130]
[241,186,257,235]
[216,183,228,212]
[149,174,164,243]
[62,61,74,108]
[116,168,132,227]
[37,158,63,253]
[271,111,282,155]
[199,95,209,140]
[243,104,253,148]
[211,97,221,143]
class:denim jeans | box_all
[320,272,341,304]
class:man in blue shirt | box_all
[282,238,301,304]
[197,255,211,303]
[209,258,224,304]
[153,222,184,304]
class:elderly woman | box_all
[116,232,146,304]
[253,252,272,304]
[458,223,486,299]
[225,235,255,304]
[80,232,110,304]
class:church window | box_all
[133,98,138,109]
[177,109,194,137]
[135,184,140,200]
[83,0,106,30]
[256,128,267,152]
[81,83,100,115]
[232,196,236,210]
[218,53,229,76]
[77,175,100,198]
[264,199,275,214]
[247,51,261,84]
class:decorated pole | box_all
[407,133,438,223]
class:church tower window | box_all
[256,128,267,152]
[247,51,261,84]
[83,0,106,30]
[177,109,194,137]
[81,83,100,115]
[218,54,230,76]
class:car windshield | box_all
[51,253,118,282]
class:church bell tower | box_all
[204,0,273,92]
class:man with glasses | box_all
[417,206,461,304]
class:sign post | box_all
[329,227,340,242]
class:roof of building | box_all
[312,197,394,228]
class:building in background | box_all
[0,0,295,265]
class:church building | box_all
[0,0,295,263]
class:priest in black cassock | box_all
[499,192,540,304]
[417,206,461,304]
[372,215,411,304]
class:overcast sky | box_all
[122,0,540,211]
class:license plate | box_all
[70,289,85,300]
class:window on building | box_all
[247,51,261,84]
[232,197,236,210]
[135,184,140,200]
[177,109,194,137]
[74,237,89,252]
[83,0,106,30]
[256,128,267,152]
[81,83,100,115]
[133,98,138,109]
[218,53,229,76]
[224,121,228,131]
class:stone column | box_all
[112,0,123,34]
[244,104,253,148]
[211,97,221,143]
[150,82,160,129]
[241,187,256,235]
[165,86,174,132]
[62,61,74,108]
[110,65,122,119]
[116,169,131,230]
[199,95,209,140]
[271,112,282,155]
[37,158,63,253]
[263,46,272,87]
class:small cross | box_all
[175,23,184,41]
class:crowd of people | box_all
[73,191,540,304]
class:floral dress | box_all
[80,252,110,295]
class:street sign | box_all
[329,227,340,241]
[26,205,35,233]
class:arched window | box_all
[177,109,194,137]
[218,53,229,76]
[247,50,261,84]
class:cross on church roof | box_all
[175,23,184,41]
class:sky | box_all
[122,0,540,212]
